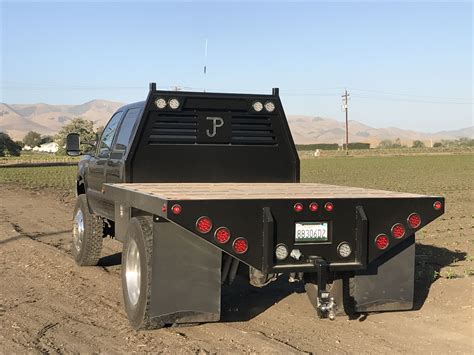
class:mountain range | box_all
[288,115,473,145]
[0,100,123,141]
[0,100,472,146]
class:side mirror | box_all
[66,133,81,156]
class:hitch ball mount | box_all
[311,257,337,320]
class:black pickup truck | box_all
[66,83,444,330]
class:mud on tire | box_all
[72,195,103,266]
[121,216,164,330]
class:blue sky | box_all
[1,0,472,132]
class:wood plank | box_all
[105,183,427,201]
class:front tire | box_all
[121,216,164,330]
[72,195,103,266]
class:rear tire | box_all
[121,216,164,330]
[72,195,103,266]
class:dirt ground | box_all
[0,186,472,354]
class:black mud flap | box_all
[149,220,221,325]
[352,236,415,312]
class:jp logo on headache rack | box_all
[206,116,224,137]
[198,112,231,143]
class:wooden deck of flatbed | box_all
[105,183,426,200]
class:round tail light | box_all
[433,201,442,210]
[375,234,389,250]
[196,216,212,234]
[275,244,289,260]
[233,237,248,254]
[294,203,303,212]
[407,213,421,229]
[391,223,406,239]
[171,204,182,215]
[337,242,352,258]
[309,202,318,212]
[214,227,230,244]
[324,202,334,212]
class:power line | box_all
[2,82,473,105]
[351,94,473,105]
[346,86,472,101]
[1,84,204,91]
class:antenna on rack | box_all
[203,38,208,92]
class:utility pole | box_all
[342,89,350,155]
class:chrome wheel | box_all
[73,210,84,252]
[125,239,141,306]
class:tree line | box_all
[297,137,473,151]
[377,137,474,149]
[0,118,102,157]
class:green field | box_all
[0,165,78,192]
[0,154,471,201]
[0,152,80,165]
[301,154,473,195]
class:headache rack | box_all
[126,86,299,183]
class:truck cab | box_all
[74,101,144,219]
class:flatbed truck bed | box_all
[105,182,442,274]
[105,182,427,200]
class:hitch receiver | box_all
[311,257,337,320]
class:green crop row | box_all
[0,166,77,192]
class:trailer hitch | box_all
[311,257,337,320]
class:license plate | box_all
[295,222,328,242]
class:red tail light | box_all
[375,234,389,250]
[309,202,318,212]
[214,227,231,244]
[391,223,406,239]
[294,203,303,212]
[196,216,212,233]
[233,237,248,254]
[407,213,421,229]
[171,204,182,215]
[324,202,334,212]
[433,201,442,210]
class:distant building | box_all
[24,142,59,153]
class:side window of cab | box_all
[110,107,141,160]
[97,111,123,158]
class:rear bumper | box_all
[261,206,368,273]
